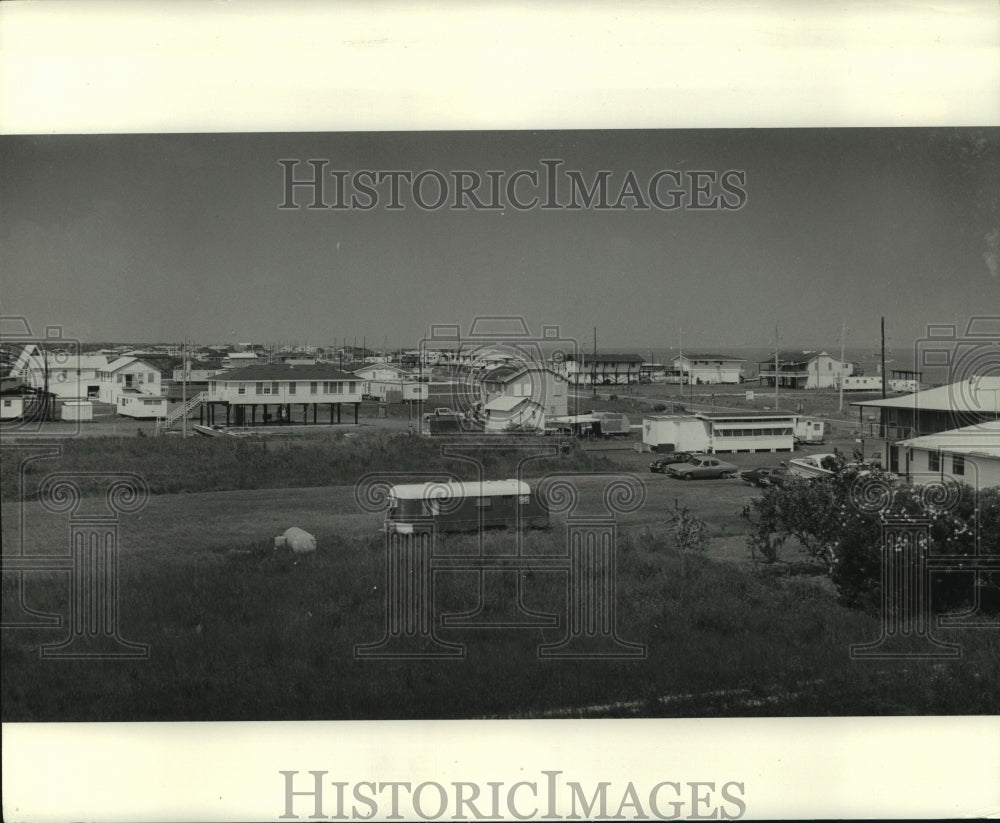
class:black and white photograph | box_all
[2,2,998,821]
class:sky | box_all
[1,128,997,355]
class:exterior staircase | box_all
[156,391,207,435]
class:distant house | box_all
[558,353,643,386]
[204,363,362,426]
[852,376,1000,443]
[1,393,25,421]
[98,357,165,405]
[889,421,1000,488]
[671,354,746,384]
[481,365,569,432]
[757,350,853,390]
[8,344,110,400]
[221,351,259,368]
[353,364,426,403]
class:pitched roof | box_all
[485,395,531,412]
[211,363,357,382]
[851,376,1000,414]
[674,354,747,362]
[563,353,643,363]
[757,350,831,364]
[390,479,529,499]
[896,421,1000,458]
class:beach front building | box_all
[9,344,111,400]
[757,350,853,390]
[98,357,166,405]
[889,422,1000,489]
[204,363,362,426]
[671,354,746,384]
[481,365,569,432]
[852,376,1000,443]
[557,353,644,386]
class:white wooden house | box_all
[557,353,643,386]
[671,354,746,384]
[481,365,569,432]
[757,350,853,389]
[98,357,165,405]
[891,422,1000,489]
[8,344,110,400]
[203,363,363,426]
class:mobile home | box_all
[384,479,549,534]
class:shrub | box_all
[741,460,1000,612]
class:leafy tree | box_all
[741,458,1000,612]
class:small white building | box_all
[891,422,1000,489]
[643,411,798,453]
[1,394,26,421]
[61,400,94,422]
[116,392,168,419]
[842,375,884,391]
[672,354,746,384]
[221,351,259,368]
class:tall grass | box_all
[1,431,609,502]
[4,525,997,721]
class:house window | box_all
[310,382,318,395]
[928,450,940,471]
[288,382,297,395]
[3,400,11,408]
[149,372,156,382]
[256,382,264,395]
[953,454,965,476]
[349,381,357,393]
[237,384,246,395]
[210,381,216,391]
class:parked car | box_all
[423,407,463,421]
[649,453,694,473]
[665,454,739,480]
[739,466,792,488]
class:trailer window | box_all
[476,497,493,509]
[519,495,530,505]
[501,495,513,505]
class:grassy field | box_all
[5,520,998,722]
[3,416,995,721]
[0,429,610,502]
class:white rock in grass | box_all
[274,527,317,554]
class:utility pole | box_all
[880,316,887,399]
[592,326,597,399]
[678,327,683,401]
[181,337,188,439]
[838,320,846,414]
[773,323,779,411]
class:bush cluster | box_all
[741,458,1000,612]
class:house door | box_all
[889,444,899,474]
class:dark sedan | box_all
[649,453,693,473]
[740,466,793,488]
